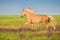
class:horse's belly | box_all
[31,19,40,23]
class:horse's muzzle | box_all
[21,16,23,18]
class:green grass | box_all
[0,15,60,40]
[0,15,27,29]
[53,15,60,24]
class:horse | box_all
[21,8,57,30]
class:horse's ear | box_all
[23,9,24,11]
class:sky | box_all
[0,0,60,15]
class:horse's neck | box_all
[26,13,34,18]
[26,13,31,18]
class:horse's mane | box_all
[23,7,35,14]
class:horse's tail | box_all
[48,16,57,29]
[48,16,57,25]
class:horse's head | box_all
[21,8,35,18]
[21,9,26,17]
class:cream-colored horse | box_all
[21,8,57,30]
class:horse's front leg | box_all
[24,21,29,26]
[31,23,34,30]
[24,22,34,30]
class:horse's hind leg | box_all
[45,24,48,29]
[43,22,48,29]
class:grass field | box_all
[0,15,60,40]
